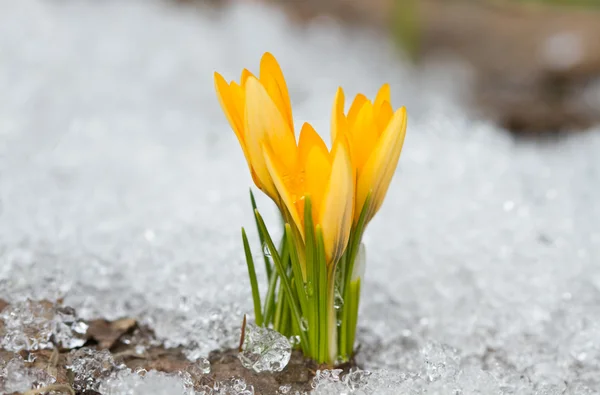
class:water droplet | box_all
[304,281,314,297]
[262,242,271,257]
[278,384,292,394]
[289,335,301,347]
[334,289,344,310]
[300,317,309,331]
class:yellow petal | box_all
[245,76,298,170]
[245,76,298,199]
[303,141,332,225]
[373,84,393,134]
[373,83,390,110]
[347,94,368,126]
[376,101,394,133]
[241,68,255,86]
[349,101,377,171]
[319,135,354,263]
[214,73,261,188]
[214,72,243,138]
[330,87,346,144]
[262,142,304,240]
[356,107,407,223]
[298,122,329,166]
[260,52,294,134]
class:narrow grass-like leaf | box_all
[350,192,372,264]
[250,189,272,280]
[241,227,263,327]
[285,224,308,320]
[263,271,278,326]
[263,235,289,327]
[274,285,285,332]
[339,192,372,359]
[255,209,309,351]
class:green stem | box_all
[303,197,319,359]
[316,227,329,363]
[327,263,338,364]
[338,252,348,359]
[347,278,361,354]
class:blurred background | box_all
[176,0,600,134]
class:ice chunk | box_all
[67,348,123,392]
[238,323,291,373]
[53,305,89,349]
[0,354,56,393]
[0,300,54,351]
[0,300,88,352]
[212,377,255,395]
[98,368,195,395]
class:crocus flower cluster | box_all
[215,52,407,364]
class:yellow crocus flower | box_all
[214,53,354,264]
[331,85,407,225]
[213,52,295,202]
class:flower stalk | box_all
[215,52,407,365]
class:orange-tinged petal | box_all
[349,102,378,172]
[229,81,246,125]
[330,87,346,144]
[369,109,407,219]
[262,142,305,240]
[214,72,243,137]
[298,122,329,166]
[347,94,368,126]
[260,52,294,133]
[214,73,261,187]
[319,136,354,263]
[356,107,407,224]
[304,142,332,224]
[241,68,255,86]
[373,83,390,111]
[245,76,298,200]
[373,84,393,134]
[376,101,394,133]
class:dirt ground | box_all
[0,300,357,395]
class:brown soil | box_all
[0,299,356,395]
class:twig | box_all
[23,384,75,395]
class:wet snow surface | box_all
[1,0,600,394]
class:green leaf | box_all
[254,209,310,352]
[241,227,263,327]
[250,189,272,280]
[303,197,319,358]
[285,224,309,326]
